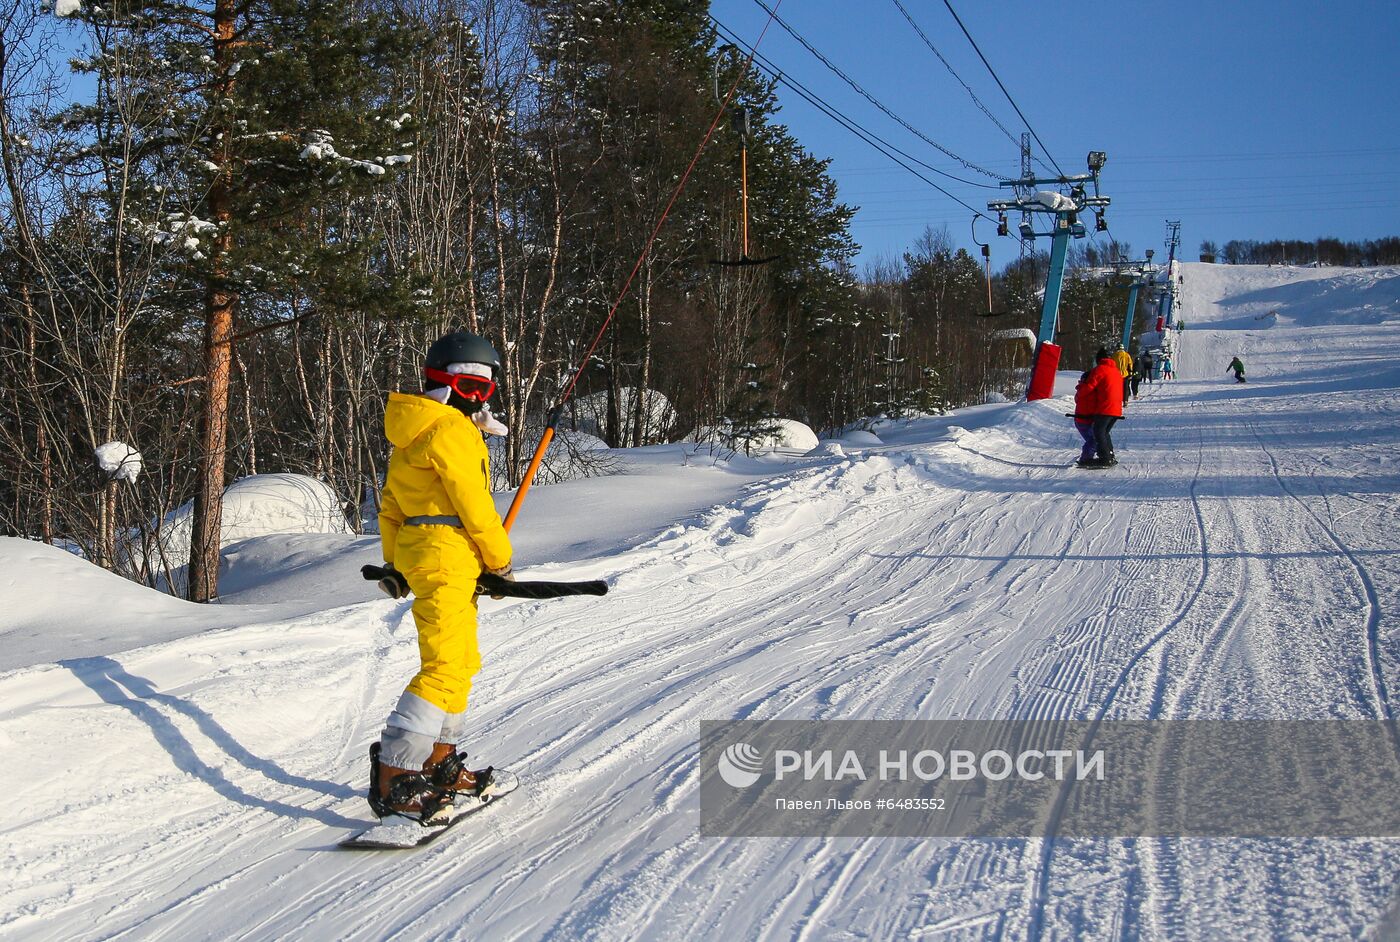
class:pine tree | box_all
[57,0,419,598]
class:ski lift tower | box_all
[988,151,1111,400]
[1162,220,1182,326]
[1110,250,1158,352]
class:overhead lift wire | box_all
[939,0,1067,180]
[713,18,997,189]
[709,18,999,192]
[888,0,1055,177]
[748,0,1003,182]
[709,16,997,222]
[502,2,785,531]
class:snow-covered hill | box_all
[4,263,1400,940]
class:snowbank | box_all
[837,430,884,447]
[127,473,352,590]
[0,537,266,670]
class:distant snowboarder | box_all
[1161,355,1174,380]
[1228,356,1246,383]
[369,330,517,822]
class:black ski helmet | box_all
[425,330,502,376]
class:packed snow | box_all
[1032,190,1077,212]
[3,262,1400,939]
[94,440,142,483]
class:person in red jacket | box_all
[1076,348,1124,468]
[1072,371,1097,465]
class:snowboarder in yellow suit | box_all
[1112,347,1134,406]
[369,330,515,820]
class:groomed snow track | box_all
[3,263,1400,940]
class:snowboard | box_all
[339,768,520,850]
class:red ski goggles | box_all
[424,366,497,402]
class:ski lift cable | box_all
[748,0,1003,182]
[501,1,788,532]
[710,17,998,220]
[723,30,997,191]
[888,0,1054,177]
[939,0,1067,180]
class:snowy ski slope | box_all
[3,262,1400,940]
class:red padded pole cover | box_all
[1026,342,1061,401]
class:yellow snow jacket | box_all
[378,392,512,576]
[378,393,511,714]
[1112,349,1133,379]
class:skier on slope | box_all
[1228,356,1247,383]
[1076,348,1124,468]
[369,330,516,821]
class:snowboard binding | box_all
[429,749,495,799]
[368,742,453,826]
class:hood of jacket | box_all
[384,391,459,450]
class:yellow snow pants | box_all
[397,524,482,714]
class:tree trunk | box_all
[188,0,238,602]
[633,265,652,447]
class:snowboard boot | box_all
[368,742,452,823]
[424,743,495,800]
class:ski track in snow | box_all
[4,263,1400,940]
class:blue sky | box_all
[707,0,1400,269]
